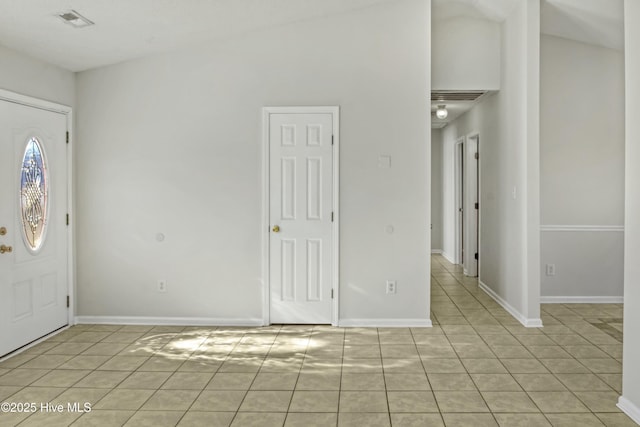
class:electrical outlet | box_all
[386,280,397,294]
[157,280,167,293]
[545,264,556,276]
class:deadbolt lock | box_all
[0,245,12,254]
[0,227,6,236]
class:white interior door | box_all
[268,111,334,324]
[0,100,69,357]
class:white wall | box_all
[540,34,625,301]
[431,16,500,90]
[523,0,541,322]
[431,129,443,251]
[75,0,431,325]
[621,0,640,422]
[439,0,541,326]
[0,45,75,107]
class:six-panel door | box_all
[269,112,333,324]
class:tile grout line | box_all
[375,327,393,426]
[280,324,312,425]
[226,325,279,426]
[409,325,445,425]
[170,326,220,427]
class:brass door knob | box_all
[0,245,12,254]
[0,227,6,236]
[272,225,280,233]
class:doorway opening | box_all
[453,135,480,277]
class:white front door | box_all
[268,110,336,324]
[0,99,69,357]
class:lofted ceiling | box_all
[0,0,625,129]
[0,0,625,73]
[432,0,623,50]
[431,0,623,129]
[432,0,518,22]
[0,0,395,72]
[541,0,624,51]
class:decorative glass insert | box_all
[20,137,49,252]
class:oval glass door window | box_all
[20,137,49,253]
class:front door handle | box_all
[0,245,12,254]
[272,225,280,233]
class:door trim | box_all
[454,137,465,265]
[0,88,74,327]
[262,106,340,326]
[465,132,480,278]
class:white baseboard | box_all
[75,316,435,329]
[618,396,640,425]
[523,318,544,327]
[479,280,543,328]
[441,251,456,265]
[431,249,443,254]
[75,316,264,327]
[339,318,433,328]
[541,296,624,304]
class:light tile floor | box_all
[0,255,636,426]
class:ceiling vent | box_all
[57,10,94,28]
[431,91,487,102]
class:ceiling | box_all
[0,0,624,128]
[432,0,518,22]
[0,0,395,72]
[430,0,623,128]
[541,0,624,51]
[432,0,623,50]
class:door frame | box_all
[465,132,480,277]
[454,137,465,265]
[0,88,74,327]
[261,106,340,326]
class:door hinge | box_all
[331,135,334,146]
[475,202,479,210]
[474,253,479,260]
[66,214,69,226]
[66,295,70,308]
[331,212,334,222]
[474,152,479,160]
[331,289,334,299]
[66,131,69,144]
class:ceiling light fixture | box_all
[57,10,94,28]
[435,105,448,119]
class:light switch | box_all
[378,155,391,168]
